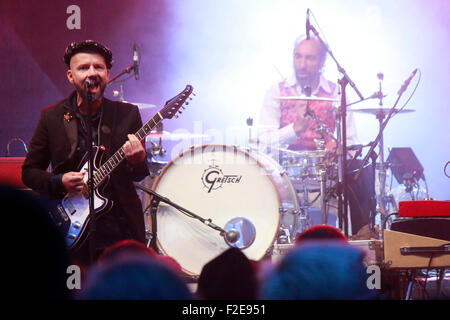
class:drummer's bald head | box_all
[293,35,327,67]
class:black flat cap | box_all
[64,40,113,69]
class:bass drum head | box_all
[151,145,281,276]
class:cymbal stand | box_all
[376,109,388,218]
[374,73,389,218]
[318,165,328,225]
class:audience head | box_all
[0,186,71,299]
[80,253,193,300]
[98,239,183,274]
[98,239,157,261]
[260,241,378,300]
[295,224,347,244]
[197,247,259,300]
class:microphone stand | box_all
[309,24,364,237]
[134,183,230,248]
[86,90,96,264]
[108,64,135,85]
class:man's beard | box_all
[295,71,320,93]
[75,79,106,102]
[295,70,313,87]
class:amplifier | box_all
[0,157,28,189]
[383,229,450,269]
[390,217,450,241]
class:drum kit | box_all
[133,96,418,278]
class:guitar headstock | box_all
[160,85,194,119]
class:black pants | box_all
[70,206,134,267]
[345,158,377,234]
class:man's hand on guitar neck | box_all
[123,134,146,167]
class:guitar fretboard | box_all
[92,112,163,187]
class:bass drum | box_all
[149,145,298,276]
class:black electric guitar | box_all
[50,85,193,250]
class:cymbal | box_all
[124,101,156,109]
[227,124,277,130]
[275,96,339,102]
[249,139,329,157]
[145,131,209,141]
[348,108,415,115]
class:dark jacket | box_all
[22,92,149,243]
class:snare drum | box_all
[149,144,298,276]
[280,149,329,183]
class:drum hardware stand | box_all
[375,106,389,218]
[144,197,161,251]
[354,72,415,234]
[304,92,336,226]
[246,117,254,150]
[134,182,255,249]
[148,122,166,159]
[277,207,292,244]
[308,21,365,237]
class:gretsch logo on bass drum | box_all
[201,163,242,193]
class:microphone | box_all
[303,85,312,97]
[84,78,96,89]
[397,68,418,95]
[133,44,140,80]
[306,8,311,40]
[224,229,240,243]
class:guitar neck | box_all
[93,112,163,187]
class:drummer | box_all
[257,35,377,236]
[258,35,358,151]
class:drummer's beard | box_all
[295,72,320,92]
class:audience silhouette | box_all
[295,224,348,243]
[80,252,193,300]
[260,240,379,300]
[197,247,259,300]
[0,185,71,299]
[1,186,387,301]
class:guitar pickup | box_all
[62,198,76,215]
